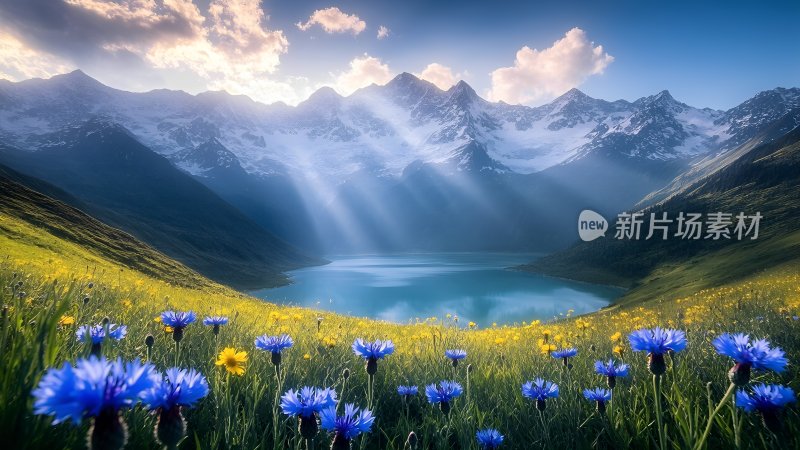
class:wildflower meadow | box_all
[1,255,800,449]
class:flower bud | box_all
[331,432,350,450]
[343,368,350,380]
[271,351,282,367]
[172,327,184,343]
[299,415,319,440]
[648,353,666,376]
[406,431,418,450]
[728,362,751,386]
[88,410,127,450]
[366,356,378,376]
[155,406,186,449]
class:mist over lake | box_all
[252,253,623,325]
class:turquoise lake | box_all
[251,253,623,325]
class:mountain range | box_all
[0,70,797,286]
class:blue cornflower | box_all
[280,386,338,418]
[425,380,463,414]
[76,323,127,348]
[522,378,559,411]
[352,338,395,360]
[584,387,612,402]
[397,385,418,398]
[629,327,687,354]
[736,384,796,433]
[161,310,196,328]
[281,386,338,440]
[32,356,157,424]
[476,429,504,449]
[320,403,374,448]
[552,347,578,369]
[141,367,209,411]
[628,327,687,375]
[584,387,612,414]
[712,333,787,385]
[255,334,294,352]
[352,338,395,375]
[445,349,467,367]
[161,311,196,343]
[203,316,228,335]
[552,348,578,359]
[445,349,467,365]
[736,384,796,413]
[594,359,629,389]
[142,368,208,448]
[255,334,294,366]
[203,316,228,326]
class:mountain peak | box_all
[446,80,479,104]
[51,70,104,89]
[392,72,421,84]
[655,89,674,101]
[553,87,591,104]
[303,86,342,105]
[385,72,440,93]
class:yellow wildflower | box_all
[216,347,248,376]
[540,343,556,355]
[58,315,75,326]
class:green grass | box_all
[2,149,800,449]
[2,264,800,450]
[2,206,800,449]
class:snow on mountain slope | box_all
[0,70,796,182]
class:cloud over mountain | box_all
[331,54,394,95]
[488,27,613,105]
[296,7,366,34]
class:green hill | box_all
[521,126,800,305]
[0,163,219,289]
[0,121,324,289]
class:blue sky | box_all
[0,0,797,109]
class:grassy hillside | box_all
[1,178,800,449]
[0,121,322,289]
[0,164,218,290]
[521,126,800,305]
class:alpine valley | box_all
[0,70,798,288]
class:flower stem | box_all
[653,374,667,450]
[694,382,736,450]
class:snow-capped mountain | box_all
[1,70,798,255]
[2,70,795,184]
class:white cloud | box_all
[415,63,462,90]
[0,0,310,105]
[377,25,390,40]
[147,0,293,102]
[487,28,613,105]
[0,32,73,81]
[296,7,366,35]
[331,54,394,96]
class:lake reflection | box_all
[251,253,623,325]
